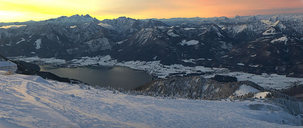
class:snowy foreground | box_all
[0,73,302,128]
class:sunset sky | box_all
[0,0,303,22]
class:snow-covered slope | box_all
[0,60,17,72]
[0,73,302,128]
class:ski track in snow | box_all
[0,73,302,128]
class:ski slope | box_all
[0,73,302,128]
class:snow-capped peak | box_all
[45,14,98,24]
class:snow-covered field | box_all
[14,56,303,90]
[0,73,302,128]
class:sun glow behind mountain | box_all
[0,0,303,22]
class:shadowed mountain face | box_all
[1,14,303,76]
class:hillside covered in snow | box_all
[1,13,303,128]
[0,72,302,128]
[0,59,302,127]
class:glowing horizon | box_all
[0,0,303,22]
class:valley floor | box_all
[0,73,302,128]
[16,56,303,90]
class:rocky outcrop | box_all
[211,75,237,82]
[13,60,40,75]
[133,75,303,116]
[281,85,303,100]
[135,76,264,100]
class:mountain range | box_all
[1,14,303,77]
